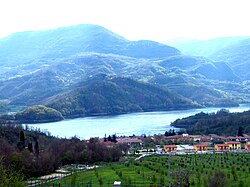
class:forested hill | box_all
[46,76,200,117]
[0,24,180,67]
[0,105,64,123]
[171,109,250,136]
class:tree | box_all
[0,157,26,187]
[17,131,26,150]
[208,171,227,187]
[107,135,112,142]
[112,134,117,143]
[172,169,191,187]
[20,131,25,142]
[28,142,33,152]
[237,126,244,137]
[34,140,39,156]
[104,134,107,142]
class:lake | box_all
[29,104,250,139]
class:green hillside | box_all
[0,25,247,116]
[0,105,64,123]
[171,109,250,135]
[46,76,199,117]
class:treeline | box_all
[171,109,250,135]
[0,124,128,179]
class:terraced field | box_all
[45,153,250,187]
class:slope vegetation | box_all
[46,76,199,117]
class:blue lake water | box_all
[29,104,250,139]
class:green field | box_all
[44,153,250,187]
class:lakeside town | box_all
[101,133,250,154]
[27,133,250,186]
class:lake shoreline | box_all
[28,104,250,139]
[27,102,241,124]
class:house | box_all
[103,141,115,148]
[114,181,121,187]
[226,136,249,142]
[225,141,241,150]
[164,145,177,152]
[182,133,189,137]
[116,138,142,146]
[176,145,194,152]
[190,135,202,142]
[215,144,229,151]
[245,142,250,150]
[194,143,209,151]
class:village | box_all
[101,133,250,155]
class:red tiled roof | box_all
[194,143,210,147]
[216,144,229,147]
[226,141,241,144]
[164,145,177,148]
[103,142,114,146]
[117,139,142,143]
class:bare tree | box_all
[172,169,191,187]
[208,171,227,187]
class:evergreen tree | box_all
[112,134,117,143]
[28,142,33,152]
[107,135,112,142]
[17,131,25,150]
[34,140,39,156]
[19,131,25,144]
[237,126,244,136]
[104,134,107,142]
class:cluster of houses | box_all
[164,134,250,153]
[101,133,250,154]
[161,134,250,152]
[164,141,250,153]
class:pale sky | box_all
[0,0,250,41]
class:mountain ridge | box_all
[0,24,247,116]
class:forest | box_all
[0,123,128,183]
[171,109,250,135]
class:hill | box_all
[0,105,64,123]
[0,53,239,107]
[166,36,249,57]
[0,25,246,115]
[158,55,238,81]
[210,38,250,79]
[167,37,250,79]
[0,24,180,68]
[171,109,250,136]
[46,76,200,117]
[0,123,126,180]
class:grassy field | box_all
[44,153,250,187]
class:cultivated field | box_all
[44,153,250,187]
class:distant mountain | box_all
[0,53,239,107]
[0,24,180,67]
[166,37,250,79]
[0,24,247,116]
[45,76,200,117]
[158,55,238,81]
[209,38,250,79]
[166,36,249,57]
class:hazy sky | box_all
[0,0,250,41]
